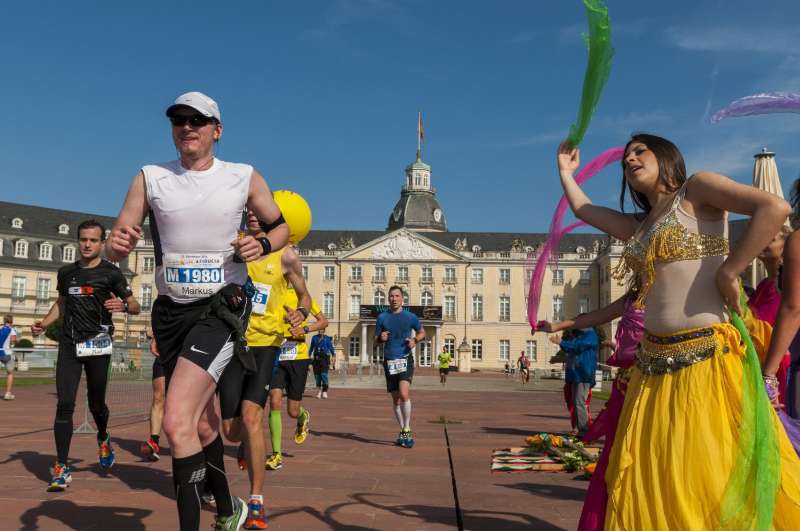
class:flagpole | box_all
[417,110,422,160]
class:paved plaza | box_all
[0,371,595,530]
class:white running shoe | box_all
[322,391,328,399]
[316,390,322,399]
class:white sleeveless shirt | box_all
[142,158,251,303]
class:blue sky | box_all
[3,0,800,232]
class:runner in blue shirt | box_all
[375,285,425,448]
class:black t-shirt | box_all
[57,260,132,343]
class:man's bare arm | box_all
[107,172,148,261]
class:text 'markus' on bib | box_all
[164,253,225,298]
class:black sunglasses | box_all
[169,115,216,127]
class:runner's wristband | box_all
[297,306,310,318]
[256,237,272,256]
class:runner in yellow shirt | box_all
[438,350,452,387]
[264,288,328,471]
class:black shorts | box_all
[151,294,251,386]
[271,359,310,402]
[439,367,449,375]
[383,355,414,393]
[218,346,278,420]
[152,356,165,380]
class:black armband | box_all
[256,237,272,256]
[259,212,286,234]
[297,306,310,318]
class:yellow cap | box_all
[273,190,312,244]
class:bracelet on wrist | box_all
[256,237,272,256]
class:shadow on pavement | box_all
[310,430,396,447]
[498,482,588,501]
[524,413,570,420]
[480,426,538,437]
[19,499,152,531]
[0,451,78,483]
[114,435,170,462]
[269,492,566,531]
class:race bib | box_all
[164,253,225,298]
[279,341,299,361]
[76,332,113,358]
[387,358,408,375]
[251,282,272,315]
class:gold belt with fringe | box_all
[637,327,725,375]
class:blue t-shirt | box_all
[375,309,421,361]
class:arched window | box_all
[63,245,76,262]
[14,239,28,258]
[39,242,53,261]
[421,290,433,306]
[11,218,23,229]
[374,289,385,305]
[403,290,409,306]
[58,224,69,235]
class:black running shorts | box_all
[383,355,414,393]
[151,356,165,380]
[218,346,279,420]
[271,359,310,402]
[151,294,251,385]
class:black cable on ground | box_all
[443,421,465,531]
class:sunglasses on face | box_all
[169,115,215,127]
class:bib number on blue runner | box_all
[76,332,113,358]
[251,282,272,315]
[387,358,408,375]
[280,341,299,361]
[164,253,225,298]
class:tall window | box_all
[402,290,409,306]
[421,290,433,306]
[552,269,564,285]
[349,294,361,318]
[472,295,483,321]
[499,268,511,284]
[526,340,538,361]
[579,297,590,314]
[421,266,433,282]
[302,265,308,280]
[14,240,28,258]
[499,296,511,322]
[444,267,456,283]
[471,339,483,361]
[444,295,456,319]
[579,269,591,284]
[143,256,155,273]
[374,289,386,305]
[323,293,335,317]
[374,265,386,282]
[397,266,409,281]
[350,265,362,281]
[63,246,75,262]
[39,242,52,261]
[525,269,533,282]
[0,238,3,256]
[141,285,153,311]
[36,278,51,304]
[444,337,455,356]
[471,268,484,284]
[499,340,510,361]
[552,295,564,321]
[324,266,335,281]
[349,336,360,358]
[12,276,26,301]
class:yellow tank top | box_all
[245,249,287,347]
[279,287,321,361]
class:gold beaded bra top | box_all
[612,179,729,311]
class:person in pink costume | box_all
[539,292,644,531]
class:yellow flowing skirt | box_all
[604,323,800,530]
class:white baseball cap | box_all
[165,91,221,121]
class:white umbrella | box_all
[750,147,789,286]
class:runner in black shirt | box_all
[32,220,140,492]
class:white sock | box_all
[401,400,412,430]
[249,494,263,503]
[394,404,404,428]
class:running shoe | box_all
[402,429,415,449]
[264,452,283,471]
[237,442,247,471]
[98,434,116,469]
[243,499,268,530]
[395,430,407,447]
[139,437,160,461]
[3,392,14,400]
[294,409,310,445]
[47,462,72,492]
[213,496,247,531]
[316,390,322,399]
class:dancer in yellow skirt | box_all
[557,133,800,530]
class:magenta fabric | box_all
[748,278,791,404]
[578,297,643,531]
